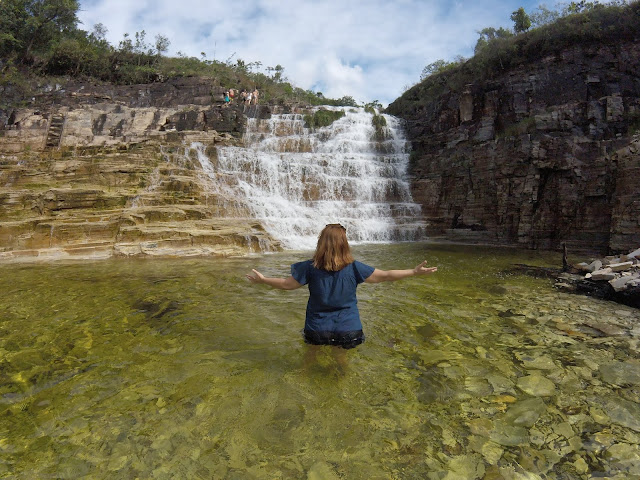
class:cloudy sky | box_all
[78,0,557,105]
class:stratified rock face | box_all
[389,41,640,253]
[0,78,282,261]
[0,139,281,261]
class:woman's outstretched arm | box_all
[246,269,302,290]
[364,260,437,284]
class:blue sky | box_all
[78,1,571,105]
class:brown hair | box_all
[312,224,354,271]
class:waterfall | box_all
[198,107,425,250]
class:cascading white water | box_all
[197,107,425,250]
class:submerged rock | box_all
[307,462,340,480]
[516,374,556,397]
[502,398,547,427]
[443,454,485,480]
[599,361,640,386]
[596,396,640,432]
[605,443,640,477]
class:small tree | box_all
[133,30,149,55]
[511,7,532,34]
[474,27,514,54]
[154,35,170,56]
[272,64,285,82]
[529,4,560,28]
[564,1,601,15]
[420,59,451,81]
[118,33,133,54]
[91,23,108,41]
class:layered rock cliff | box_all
[0,77,282,261]
[388,40,640,254]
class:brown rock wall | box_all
[390,41,640,253]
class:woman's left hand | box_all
[413,260,438,275]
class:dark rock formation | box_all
[34,76,223,109]
[0,76,279,136]
[389,41,640,254]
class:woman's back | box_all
[292,260,373,332]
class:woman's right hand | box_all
[246,269,265,283]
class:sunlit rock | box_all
[480,441,504,466]
[609,261,634,272]
[515,352,557,371]
[488,422,530,447]
[588,268,615,281]
[610,273,640,292]
[574,456,589,474]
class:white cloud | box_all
[77,0,555,105]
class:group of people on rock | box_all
[223,88,259,106]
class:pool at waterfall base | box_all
[1,243,639,479]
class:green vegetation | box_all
[389,1,640,114]
[371,112,387,141]
[0,0,355,108]
[474,28,514,56]
[303,109,346,129]
[364,100,383,115]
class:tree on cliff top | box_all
[0,0,357,107]
[0,0,79,63]
[511,7,532,33]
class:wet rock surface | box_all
[0,138,281,261]
[556,247,640,308]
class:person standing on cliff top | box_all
[246,224,438,369]
[252,88,259,105]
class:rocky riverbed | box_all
[1,243,639,479]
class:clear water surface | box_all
[1,243,639,479]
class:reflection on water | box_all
[1,243,638,479]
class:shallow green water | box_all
[1,243,639,479]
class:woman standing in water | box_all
[246,224,438,355]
